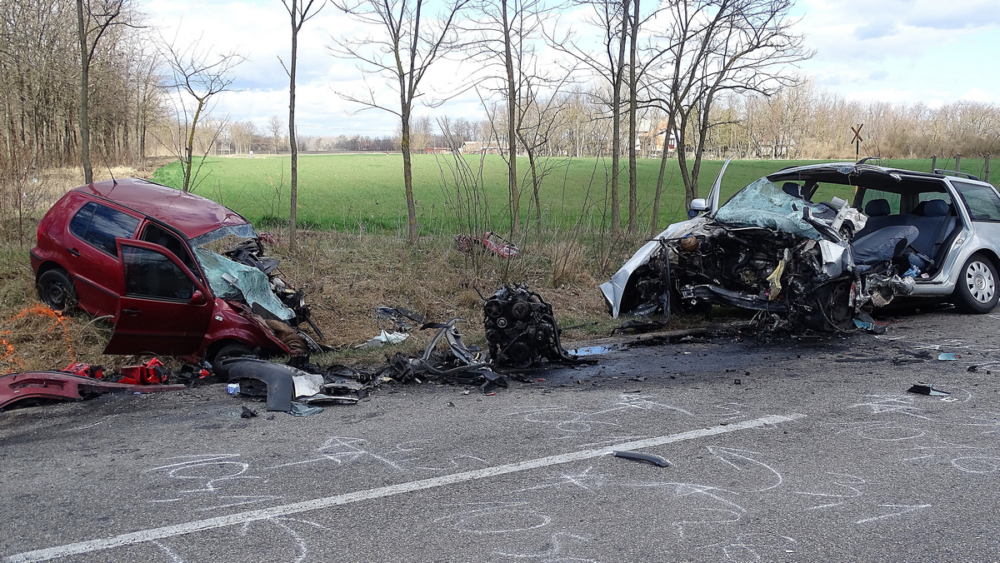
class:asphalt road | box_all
[3,306,1000,562]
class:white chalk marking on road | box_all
[4,413,804,563]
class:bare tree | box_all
[673,0,810,207]
[331,0,469,244]
[267,114,284,154]
[281,0,325,253]
[466,0,565,237]
[76,0,132,183]
[159,35,245,192]
[549,0,631,235]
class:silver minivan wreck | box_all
[602,161,1000,330]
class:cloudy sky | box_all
[146,0,1000,137]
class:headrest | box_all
[865,199,891,217]
[782,183,801,198]
[923,199,949,217]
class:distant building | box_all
[459,141,507,155]
[636,119,677,155]
[424,147,452,154]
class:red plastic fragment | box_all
[63,362,104,380]
[119,358,168,385]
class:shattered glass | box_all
[715,178,827,239]
[194,247,295,320]
[188,224,257,248]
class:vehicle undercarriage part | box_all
[383,319,508,392]
[483,285,593,368]
[0,371,185,410]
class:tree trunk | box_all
[627,0,639,234]
[288,0,299,252]
[651,114,676,236]
[610,0,630,235]
[502,0,519,237]
[401,106,418,244]
[675,108,695,207]
[76,0,92,184]
[182,101,204,192]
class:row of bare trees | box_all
[331,0,811,242]
[1,0,157,171]
[706,84,1000,161]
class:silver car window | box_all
[951,180,1000,222]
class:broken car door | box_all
[103,239,214,357]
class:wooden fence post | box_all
[931,155,937,172]
[986,154,991,183]
[956,154,962,173]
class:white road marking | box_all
[4,413,804,563]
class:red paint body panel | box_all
[0,371,186,410]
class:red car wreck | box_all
[30,178,322,363]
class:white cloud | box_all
[961,88,999,104]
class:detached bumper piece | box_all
[0,371,185,410]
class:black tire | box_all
[952,253,999,314]
[209,342,253,366]
[36,268,77,311]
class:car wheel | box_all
[953,253,998,314]
[210,342,253,366]
[37,268,77,311]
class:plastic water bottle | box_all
[227,383,240,395]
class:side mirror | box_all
[690,198,708,211]
[189,290,207,305]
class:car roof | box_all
[74,178,251,240]
[768,162,990,187]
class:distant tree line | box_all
[4,0,1000,245]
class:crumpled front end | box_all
[602,176,914,331]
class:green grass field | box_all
[151,154,995,236]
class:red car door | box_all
[103,239,214,357]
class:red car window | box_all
[69,201,140,256]
[123,246,197,301]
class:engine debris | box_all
[483,285,590,368]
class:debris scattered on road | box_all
[834,356,886,363]
[288,401,323,416]
[383,319,507,392]
[613,451,670,467]
[907,383,951,396]
[938,353,957,361]
[119,358,170,385]
[240,406,257,418]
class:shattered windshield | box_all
[188,223,257,247]
[715,178,825,239]
[193,247,295,321]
